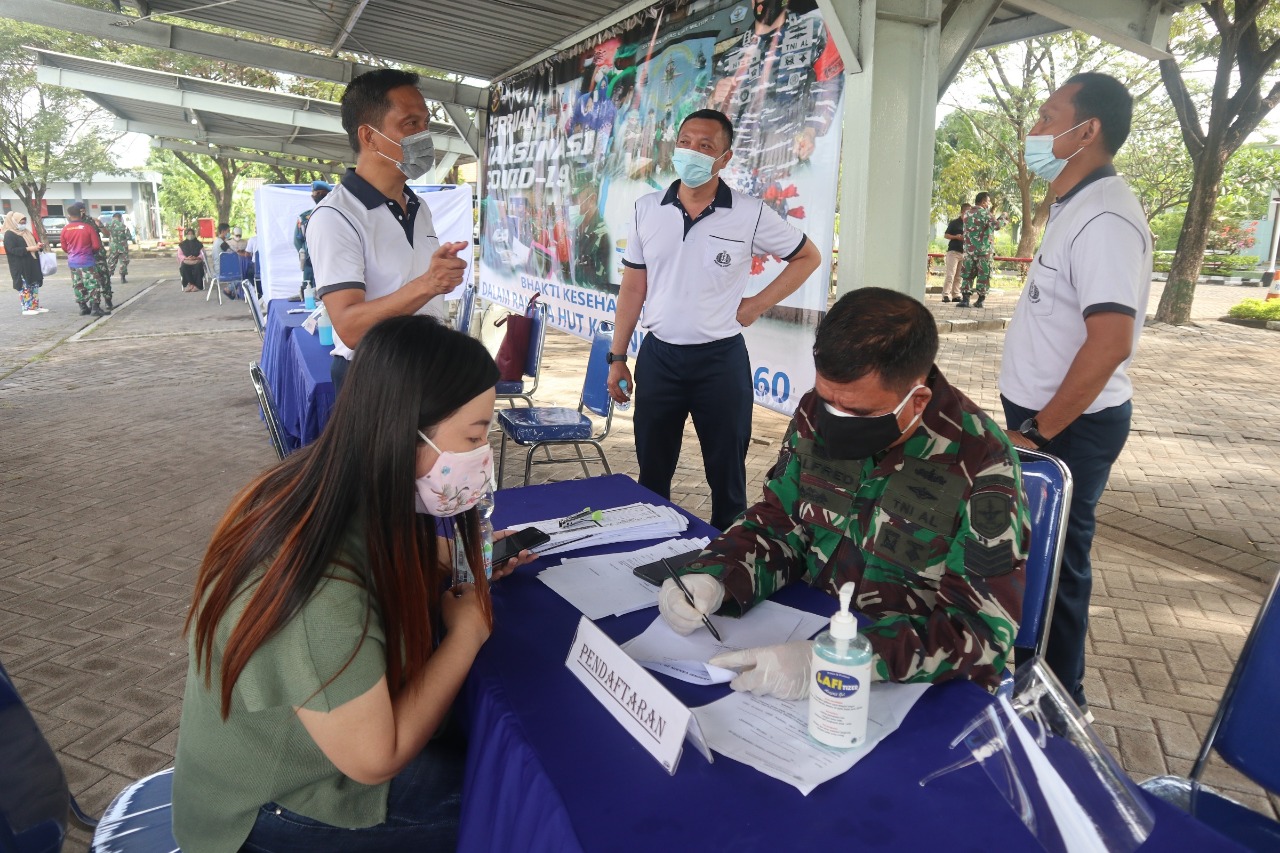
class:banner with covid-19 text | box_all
[479,0,844,415]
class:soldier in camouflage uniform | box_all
[571,179,614,292]
[660,288,1028,694]
[958,191,1009,309]
[107,213,133,283]
[710,0,844,184]
[87,216,114,310]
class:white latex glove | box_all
[658,575,725,636]
[709,641,813,700]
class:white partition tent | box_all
[255,183,474,302]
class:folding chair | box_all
[1012,447,1072,660]
[1140,568,1280,850]
[215,252,251,305]
[495,302,548,408]
[0,656,119,853]
[495,324,614,488]
[454,282,479,336]
[249,361,288,460]
[244,287,265,340]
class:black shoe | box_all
[957,297,970,308]
[942,296,951,303]
[974,295,986,308]
[79,303,91,316]
[105,297,114,310]
[121,274,127,283]
[91,305,110,317]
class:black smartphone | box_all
[491,526,551,567]
[632,548,703,586]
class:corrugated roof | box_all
[138,0,644,81]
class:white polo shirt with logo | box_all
[999,167,1152,413]
[622,179,807,346]
[309,168,446,360]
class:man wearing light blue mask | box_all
[607,109,822,531]
[999,73,1152,716]
[308,68,470,392]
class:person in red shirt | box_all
[60,202,109,316]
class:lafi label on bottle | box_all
[815,670,861,699]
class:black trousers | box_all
[1003,395,1132,707]
[330,353,350,395]
[634,333,752,531]
[179,263,204,289]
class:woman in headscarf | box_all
[2,211,47,315]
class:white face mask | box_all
[413,430,494,517]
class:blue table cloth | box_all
[462,475,1244,853]
[260,300,334,451]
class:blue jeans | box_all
[240,730,465,852]
[634,334,753,531]
[1002,396,1132,707]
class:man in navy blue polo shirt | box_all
[607,109,821,531]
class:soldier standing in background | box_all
[657,288,1028,697]
[107,212,133,284]
[958,192,1008,309]
[295,180,332,286]
[87,213,114,310]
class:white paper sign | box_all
[565,616,712,775]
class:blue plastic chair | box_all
[495,325,615,488]
[1013,447,1072,659]
[1141,569,1280,850]
[495,303,548,408]
[215,251,250,304]
[88,768,179,853]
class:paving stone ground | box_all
[2,262,1276,848]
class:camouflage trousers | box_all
[70,266,101,307]
[960,253,993,296]
[108,248,129,278]
[94,252,112,300]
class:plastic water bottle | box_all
[616,378,631,411]
[476,487,496,578]
[809,582,874,748]
[317,306,334,346]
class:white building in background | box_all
[0,172,163,239]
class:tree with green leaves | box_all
[1156,1,1280,324]
[0,21,120,242]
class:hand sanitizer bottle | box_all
[808,582,873,748]
[317,305,334,346]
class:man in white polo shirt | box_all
[607,109,821,531]
[310,68,469,389]
[1000,73,1152,712]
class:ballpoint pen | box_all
[662,557,722,642]
[559,507,604,530]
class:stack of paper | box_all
[692,683,932,795]
[621,601,829,685]
[539,536,711,620]
[525,502,690,557]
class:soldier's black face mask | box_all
[816,385,923,460]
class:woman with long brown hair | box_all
[172,315,530,852]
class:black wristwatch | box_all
[606,352,628,365]
[1018,417,1050,449]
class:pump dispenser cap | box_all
[830,581,858,640]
